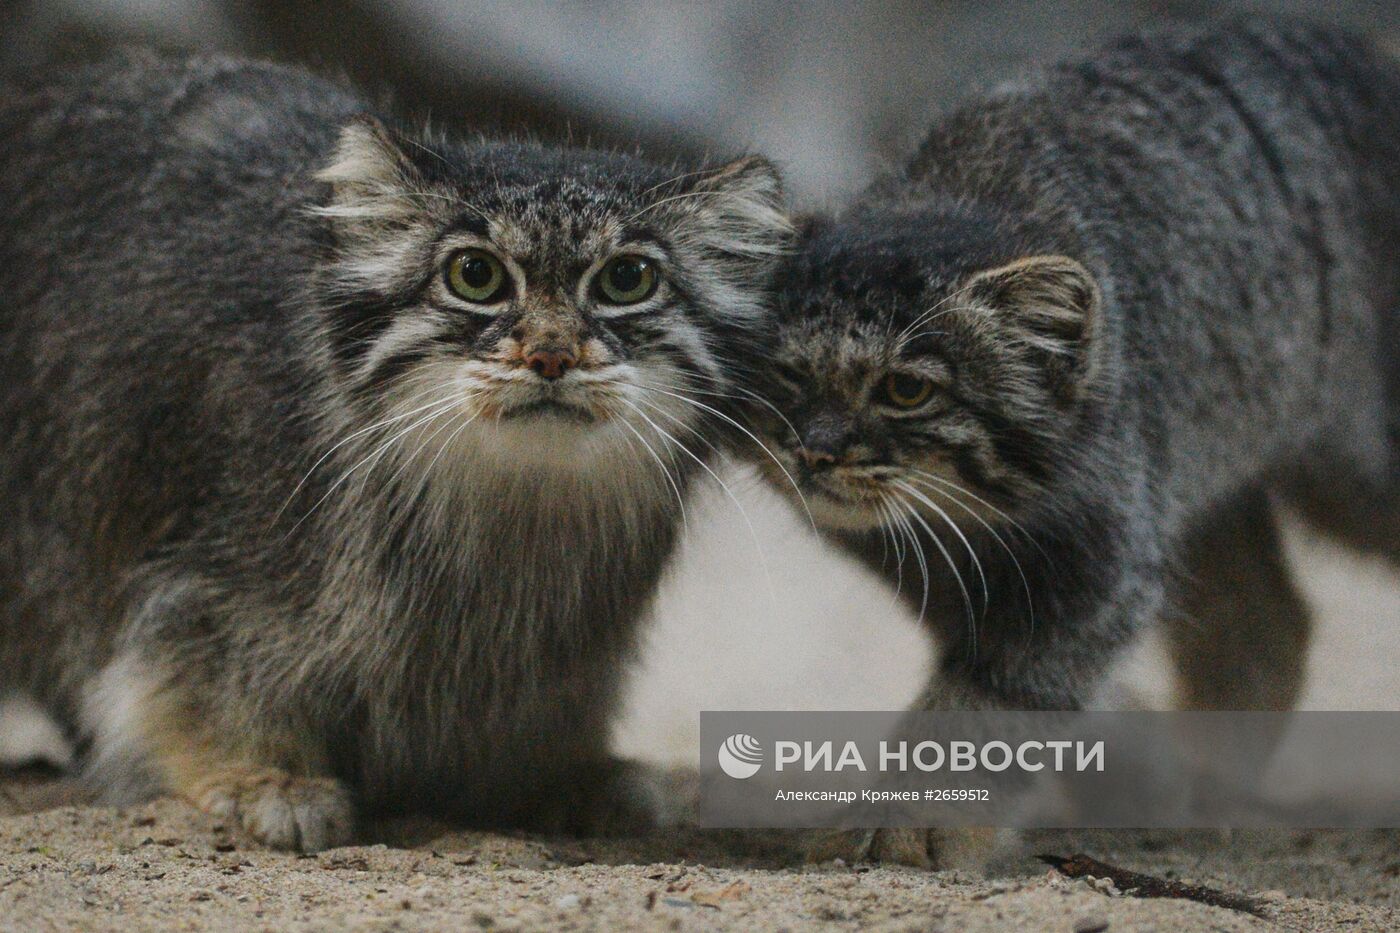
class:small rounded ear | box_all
[313,115,422,228]
[692,154,783,198]
[964,255,1102,401]
[681,155,793,260]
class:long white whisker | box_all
[614,409,690,535]
[880,495,906,604]
[873,495,892,569]
[625,187,722,223]
[892,487,977,654]
[350,399,463,499]
[637,380,815,531]
[653,370,806,446]
[897,308,964,348]
[273,386,461,526]
[906,468,1052,566]
[407,407,483,508]
[633,395,722,458]
[887,493,931,627]
[286,396,461,537]
[899,328,951,344]
[895,288,968,344]
[637,166,716,202]
[398,182,493,223]
[619,397,777,608]
[893,479,990,612]
[380,394,481,491]
[905,475,1037,632]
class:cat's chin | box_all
[497,398,600,424]
[465,414,633,470]
[803,490,887,532]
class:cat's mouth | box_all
[499,397,599,423]
[487,376,622,425]
[792,460,1003,533]
[808,472,879,502]
[791,467,892,531]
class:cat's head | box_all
[747,204,1102,532]
[309,117,788,475]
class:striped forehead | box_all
[488,176,635,221]
[783,319,896,388]
[487,211,618,258]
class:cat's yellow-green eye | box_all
[446,249,509,303]
[595,255,659,305]
[883,372,934,408]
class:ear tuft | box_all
[682,155,792,260]
[966,255,1101,399]
[313,116,420,227]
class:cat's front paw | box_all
[195,769,355,853]
[804,827,1001,870]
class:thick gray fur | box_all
[0,51,788,850]
[744,18,1400,868]
[747,20,1400,748]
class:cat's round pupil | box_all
[892,375,923,397]
[446,249,507,302]
[460,257,493,288]
[610,259,645,292]
[596,255,658,304]
[885,372,933,407]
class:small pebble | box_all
[1073,917,1109,933]
[1086,875,1123,897]
[554,894,581,909]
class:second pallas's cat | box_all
[743,21,1400,865]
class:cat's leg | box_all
[83,576,354,853]
[545,757,671,837]
[816,504,1164,869]
[1285,470,1400,567]
[511,689,671,838]
[1283,315,1400,565]
[83,652,354,852]
[1164,488,1311,713]
[1156,488,1312,818]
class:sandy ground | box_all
[2,774,1398,932]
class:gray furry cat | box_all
[0,53,788,851]
[744,21,1400,865]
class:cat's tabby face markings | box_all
[750,211,1100,531]
[312,118,788,469]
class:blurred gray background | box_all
[5,1,1398,764]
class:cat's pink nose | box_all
[523,347,577,380]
